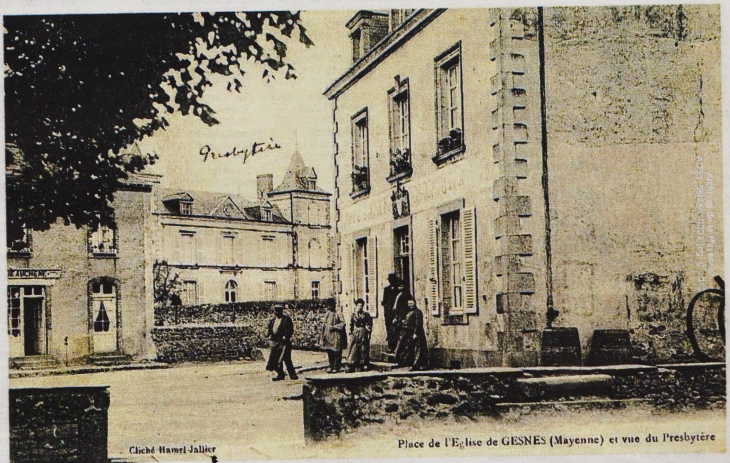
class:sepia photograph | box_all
[2,1,727,462]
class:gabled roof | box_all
[210,196,246,219]
[270,151,329,195]
[158,188,287,222]
[163,192,194,203]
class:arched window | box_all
[225,280,238,303]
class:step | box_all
[517,374,614,400]
[9,356,59,370]
[88,353,132,366]
[497,398,650,415]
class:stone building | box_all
[7,171,160,364]
[7,150,333,364]
[325,7,722,367]
[154,151,333,305]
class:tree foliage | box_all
[5,12,313,243]
[153,260,182,307]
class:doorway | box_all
[7,286,47,357]
[90,281,118,353]
[393,226,412,295]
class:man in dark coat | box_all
[394,298,429,371]
[392,282,411,335]
[381,273,400,352]
[319,303,347,373]
[265,305,298,381]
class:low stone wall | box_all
[9,386,109,463]
[154,298,334,350]
[302,364,726,440]
[151,325,259,363]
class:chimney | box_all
[347,10,390,63]
[257,174,273,202]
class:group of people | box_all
[318,272,429,374]
[382,273,429,371]
[265,273,429,381]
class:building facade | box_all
[7,173,160,362]
[153,152,333,305]
[326,7,722,367]
[7,151,334,363]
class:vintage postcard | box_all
[2,1,727,462]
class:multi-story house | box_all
[154,151,333,305]
[7,149,333,364]
[7,169,160,364]
[326,7,722,367]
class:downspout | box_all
[537,7,555,323]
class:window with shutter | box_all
[462,208,478,314]
[428,219,441,316]
[367,236,378,317]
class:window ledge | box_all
[442,314,468,326]
[432,145,466,165]
[89,252,118,259]
[350,187,371,200]
[386,169,413,183]
[7,250,32,258]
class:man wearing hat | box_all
[381,273,400,352]
[265,304,298,381]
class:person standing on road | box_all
[320,303,347,373]
[265,304,298,381]
[346,298,372,372]
[381,273,399,352]
[394,298,429,371]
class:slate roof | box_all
[270,151,329,195]
[158,189,287,223]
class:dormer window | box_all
[163,193,195,215]
[262,208,273,221]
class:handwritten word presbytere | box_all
[199,139,282,163]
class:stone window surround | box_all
[387,76,413,183]
[350,107,370,198]
[433,41,466,165]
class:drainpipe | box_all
[538,6,555,324]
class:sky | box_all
[138,10,355,199]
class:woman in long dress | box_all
[346,298,372,372]
[394,298,429,371]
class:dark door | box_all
[393,226,412,295]
[23,298,44,355]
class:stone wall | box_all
[151,325,259,363]
[151,298,335,361]
[9,386,109,463]
[303,364,725,440]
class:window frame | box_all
[224,279,238,303]
[311,280,320,300]
[350,108,370,198]
[89,214,118,257]
[387,77,413,182]
[440,210,465,317]
[433,42,466,165]
[181,280,198,306]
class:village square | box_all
[4,4,726,463]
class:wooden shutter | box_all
[367,236,378,317]
[462,207,478,314]
[350,241,356,302]
[429,219,441,316]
